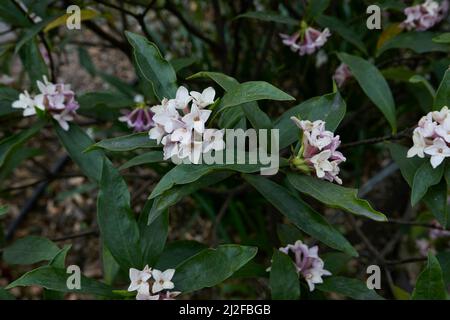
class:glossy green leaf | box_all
[119,151,164,170]
[434,69,450,110]
[15,16,58,54]
[0,86,20,116]
[125,31,177,101]
[436,251,450,286]
[6,266,117,298]
[235,11,298,25]
[18,38,48,88]
[97,160,141,270]
[316,15,367,54]
[148,172,233,225]
[86,132,157,153]
[423,181,448,228]
[0,288,15,300]
[411,161,444,206]
[275,92,346,149]
[322,252,352,275]
[173,244,257,293]
[3,236,60,265]
[412,253,447,300]
[270,251,300,300]
[0,121,44,168]
[219,81,294,112]
[149,163,263,199]
[318,276,384,300]
[338,52,396,132]
[170,57,197,72]
[377,32,450,56]
[155,240,207,270]
[139,204,168,266]
[243,174,357,256]
[55,124,105,183]
[287,173,386,222]
[433,33,450,43]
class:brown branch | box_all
[51,229,99,242]
[340,128,413,149]
[387,219,449,230]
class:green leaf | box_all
[275,92,346,149]
[119,151,164,170]
[219,81,294,112]
[0,288,15,300]
[423,181,448,228]
[173,244,257,293]
[138,203,168,266]
[18,38,48,88]
[411,161,444,206]
[433,33,450,43]
[86,132,157,153]
[148,172,233,225]
[0,86,20,116]
[316,15,367,54]
[377,32,450,56]
[434,69,450,110]
[436,251,450,286]
[287,173,387,222]
[338,52,396,132]
[235,11,298,25]
[308,0,331,18]
[412,253,447,300]
[149,163,263,199]
[6,266,117,298]
[125,31,177,101]
[318,276,384,300]
[243,174,357,256]
[15,16,59,54]
[55,124,105,183]
[0,121,44,168]
[0,1,30,27]
[97,160,141,270]
[0,205,8,217]
[409,75,436,99]
[388,143,424,186]
[270,251,300,300]
[277,224,304,246]
[322,252,352,275]
[170,57,197,72]
[3,236,60,265]
[102,245,120,285]
[155,240,208,270]
[189,72,272,129]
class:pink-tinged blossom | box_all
[291,117,346,184]
[408,106,450,168]
[119,107,154,132]
[280,240,331,291]
[402,0,449,31]
[128,266,179,301]
[429,220,450,239]
[333,63,352,88]
[12,76,79,131]
[280,27,331,56]
[147,85,225,164]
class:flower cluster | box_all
[407,106,450,168]
[128,265,180,300]
[149,86,225,163]
[119,95,154,132]
[12,76,79,131]
[280,26,331,56]
[290,117,346,184]
[333,63,352,88]
[280,240,331,291]
[402,0,448,31]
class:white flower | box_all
[179,140,203,164]
[203,129,225,153]
[152,104,183,134]
[128,265,152,295]
[279,240,331,292]
[310,150,333,178]
[182,104,211,134]
[151,269,175,294]
[149,125,166,144]
[435,117,450,143]
[136,292,160,300]
[407,129,427,158]
[162,135,180,160]
[12,91,41,116]
[169,86,192,110]
[432,106,449,123]
[171,127,192,146]
[190,87,215,108]
[424,138,450,168]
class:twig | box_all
[211,193,234,246]
[385,257,427,266]
[387,219,449,230]
[340,128,412,149]
[51,229,99,242]
[12,0,56,81]
[5,155,69,241]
